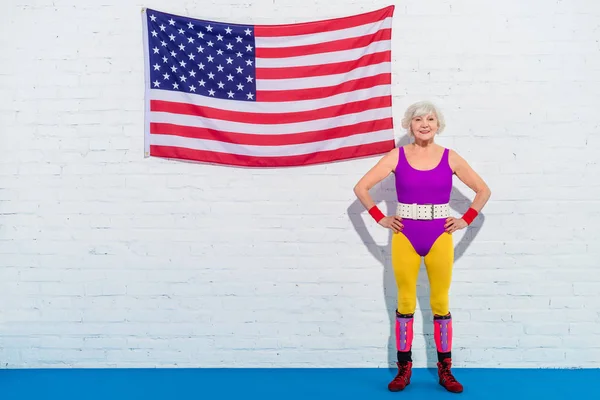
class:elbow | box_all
[480,184,492,200]
[353,183,365,197]
[472,183,491,202]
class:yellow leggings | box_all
[391,232,454,316]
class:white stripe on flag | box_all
[150,128,394,156]
[255,17,392,48]
[149,85,391,113]
[256,62,390,90]
[149,107,392,135]
[255,40,390,68]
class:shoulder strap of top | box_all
[398,146,408,167]
[442,147,451,169]
[399,146,407,161]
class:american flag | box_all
[142,6,395,167]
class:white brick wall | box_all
[1,0,599,368]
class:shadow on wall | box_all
[346,134,486,371]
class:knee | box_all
[430,296,449,316]
[397,297,416,315]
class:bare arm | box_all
[449,150,491,213]
[353,148,399,210]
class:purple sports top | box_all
[394,147,453,256]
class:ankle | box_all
[397,350,412,363]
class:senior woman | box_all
[353,101,491,393]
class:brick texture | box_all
[1,0,599,368]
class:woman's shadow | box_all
[346,135,486,375]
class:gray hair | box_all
[400,101,446,137]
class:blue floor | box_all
[1,368,599,399]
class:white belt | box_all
[396,202,450,220]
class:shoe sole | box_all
[388,381,410,392]
[439,383,463,393]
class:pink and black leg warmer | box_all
[395,311,414,362]
[433,313,453,362]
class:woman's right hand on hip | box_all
[378,216,403,233]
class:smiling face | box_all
[411,112,439,140]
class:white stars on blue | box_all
[146,9,257,101]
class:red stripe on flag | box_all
[254,6,394,37]
[256,51,391,80]
[255,28,391,59]
[256,73,391,102]
[150,96,391,124]
[149,140,396,167]
[150,118,393,146]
